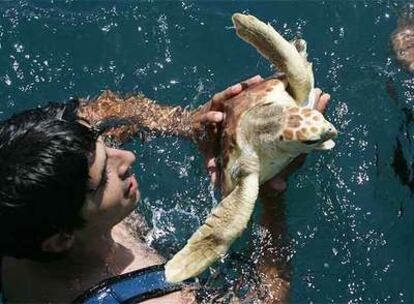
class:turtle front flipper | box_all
[165,154,260,283]
[232,13,314,106]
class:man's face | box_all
[82,137,140,231]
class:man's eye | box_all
[88,168,110,193]
[100,172,109,187]
[98,168,110,189]
[302,139,320,145]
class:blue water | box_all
[1,1,414,303]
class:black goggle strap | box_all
[61,99,137,146]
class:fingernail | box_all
[230,83,241,92]
[214,113,224,121]
[211,172,216,183]
[207,158,215,168]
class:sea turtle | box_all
[391,3,414,73]
[165,13,337,283]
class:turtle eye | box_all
[302,139,320,145]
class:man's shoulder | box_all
[141,289,195,304]
[112,219,166,272]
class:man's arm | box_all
[76,76,263,147]
[254,158,306,304]
[76,90,196,145]
[257,191,291,304]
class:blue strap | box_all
[0,257,4,304]
[74,264,188,304]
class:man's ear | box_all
[41,233,75,253]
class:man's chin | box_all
[130,189,141,209]
[134,190,141,206]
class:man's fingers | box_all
[240,74,263,88]
[204,154,216,168]
[198,111,225,123]
[210,168,218,184]
[313,88,322,102]
[204,156,219,184]
[211,75,263,106]
[313,88,331,114]
[211,84,241,106]
[315,93,330,113]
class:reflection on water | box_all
[393,138,414,194]
[1,1,414,303]
[388,76,414,196]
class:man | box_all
[0,73,330,303]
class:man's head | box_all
[0,103,139,260]
[392,25,414,73]
[0,104,95,259]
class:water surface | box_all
[1,1,413,303]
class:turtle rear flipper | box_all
[165,155,259,283]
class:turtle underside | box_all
[221,76,296,195]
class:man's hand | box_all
[193,75,264,184]
[261,88,331,194]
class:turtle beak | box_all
[320,123,337,142]
[315,123,337,150]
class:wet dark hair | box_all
[0,101,96,260]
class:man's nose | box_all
[107,147,136,173]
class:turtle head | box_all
[276,106,337,153]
